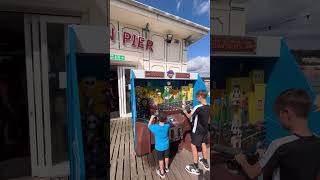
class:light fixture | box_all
[184,35,193,46]
[166,34,173,43]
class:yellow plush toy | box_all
[79,76,107,114]
[153,90,163,105]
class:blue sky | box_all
[135,0,210,76]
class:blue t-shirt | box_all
[148,123,171,151]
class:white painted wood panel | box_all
[167,39,181,63]
[150,33,165,61]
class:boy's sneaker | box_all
[199,157,210,171]
[165,167,170,173]
[156,169,165,179]
[185,164,200,175]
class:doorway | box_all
[110,66,120,118]
[24,14,81,177]
[0,12,31,179]
[110,66,134,118]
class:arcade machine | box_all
[67,25,107,180]
[211,39,320,179]
[131,70,210,156]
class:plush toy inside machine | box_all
[134,79,195,155]
[76,54,108,177]
[135,79,193,120]
[211,58,277,178]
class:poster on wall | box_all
[212,35,257,54]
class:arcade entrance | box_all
[110,65,133,118]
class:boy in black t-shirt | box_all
[235,89,320,180]
[183,90,210,175]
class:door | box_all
[118,66,134,117]
[24,14,81,177]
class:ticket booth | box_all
[130,70,210,156]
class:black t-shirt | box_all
[259,134,320,180]
[191,104,210,135]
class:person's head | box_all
[158,111,167,123]
[273,89,312,130]
[196,90,208,103]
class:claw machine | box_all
[211,36,320,179]
[130,70,210,156]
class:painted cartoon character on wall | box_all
[167,70,174,79]
[231,85,241,106]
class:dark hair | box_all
[158,111,167,122]
[196,90,207,99]
[273,89,312,118]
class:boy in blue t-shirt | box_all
[148,112,176,178]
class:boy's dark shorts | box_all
[156,149,170,160]
[191,132,208,148]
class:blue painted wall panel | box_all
[265,40,320,144]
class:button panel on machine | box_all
[168,116,183,142]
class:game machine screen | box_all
[131,70,210,156]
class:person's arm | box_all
[148,115,156,127]
[235,154,262,179]
[183,109,192,118]
[183,106,200,119]
[236,140,282,180]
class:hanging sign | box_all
[212,35,257,54]
[110,53,125,61]
[176,72,190,79]
[145,71,165,78]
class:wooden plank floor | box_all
[110,118,210,180]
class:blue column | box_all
[67,27,85,180]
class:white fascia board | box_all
[111,0,209,35]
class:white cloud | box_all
[193,0,210,16]
[176,0,183,12]
[187,56,210,77]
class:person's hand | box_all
[235,153,247,165]
[183,109,187,114]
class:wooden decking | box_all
[110,118,210,180]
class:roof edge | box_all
[115,0,210,33]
